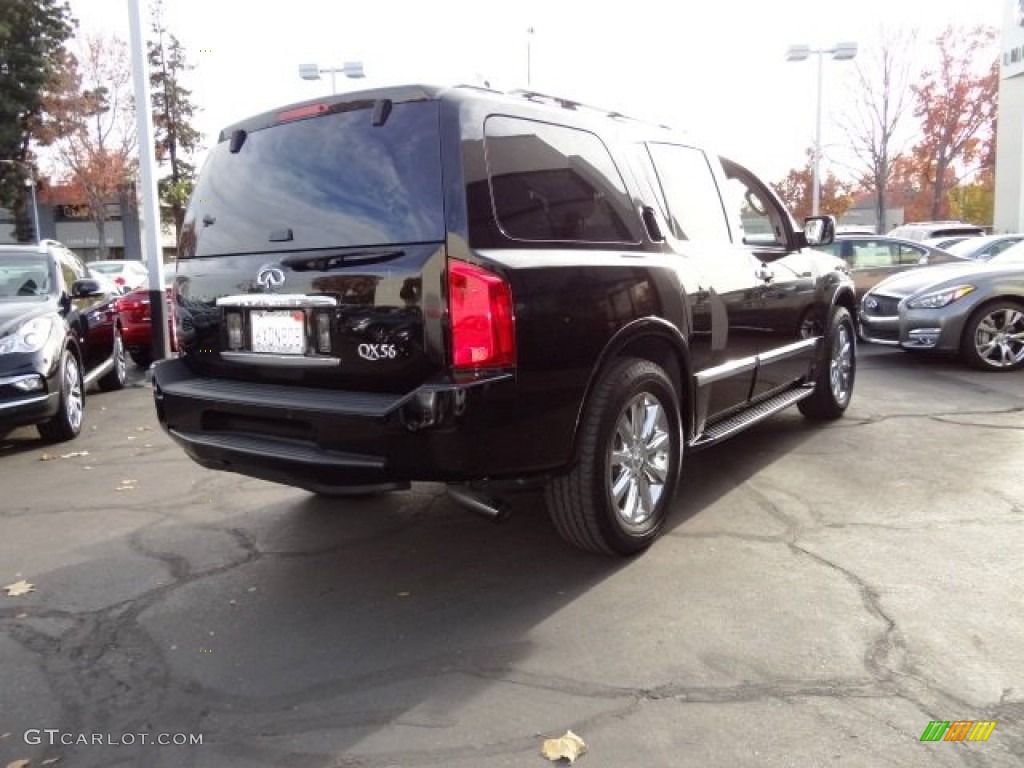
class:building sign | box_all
[1003,0,1024,79]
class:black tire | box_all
[545,357,682,556]
[798,305,856,420]
[38,350,85,443]
[960,300,1024,372]
[99,329,127,391]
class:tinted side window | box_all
[646,143,730,244]
[483,116,640,244]
[57,250,84,292]
[896,244,926,265]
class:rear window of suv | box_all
[179,100,445,258]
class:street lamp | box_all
[785,42,858,217]
[0,159,40,243]
[298,61,365,94]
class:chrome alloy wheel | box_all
[830,322,854,405]
[973,307,1024,369]
[607,392,671,526]
[65,355,84,432]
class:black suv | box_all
[0,240,127,442]
[152,85,857,555]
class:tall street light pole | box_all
[527,27,535,88]
[0,159,40,242]
[785,42,858,217]
[298,61,365,94]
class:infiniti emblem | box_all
[866,298,878,310]
[256,267,286,291]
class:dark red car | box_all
[115,284,176,367]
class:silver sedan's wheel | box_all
[963,302,1024,371]
[546,357,682,556]
[607,393,671,527]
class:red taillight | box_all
[277,103,328,123]
[115,295,145,313]
[114,276,126,286]
[448,260,516,369]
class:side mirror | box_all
[803,215,836,246]
[71,278,103,298]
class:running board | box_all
[83,353,116,388]
[691,387,814,449]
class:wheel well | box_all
[605,334,691,441]
[834,289,856,320]
[961,296,1024,337]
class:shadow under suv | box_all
[152,84,857,555]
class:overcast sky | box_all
[70,0,1004,185]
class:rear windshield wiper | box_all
[280,249,405,271]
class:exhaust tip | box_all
[447,484,512,523]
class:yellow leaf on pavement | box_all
[3,580,34,597]
[7,758,31,768]
[541,730,587,764]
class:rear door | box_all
[175,97,448,394]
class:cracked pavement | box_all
[0,345,1022,767]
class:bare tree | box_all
[46,33,137,258]
[841,28,916,233]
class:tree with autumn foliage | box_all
[149,0,202,244]
[909,25,998,221]
[773,148,856,222]
[44,33,137,258]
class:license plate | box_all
[250,310,306,354]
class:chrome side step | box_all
[690,387,813,449]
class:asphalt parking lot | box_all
[1,345,1022,768]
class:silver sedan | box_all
[858,246,1024,371]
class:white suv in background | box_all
[87,259,149,290]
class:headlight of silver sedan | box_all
[0,316,56,354]
[905,284,975,310]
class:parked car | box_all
[152,84,858,556]
[116,281,176,368]
[923,235,973,251]
[88,259,149,291]
[813,234,967,299]
[0,240,127,442]
[944,233,1024,261]
[887,221,986,242]
[859,246,1024,370]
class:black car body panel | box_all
[0,241,123,437]
[153,85,857,548]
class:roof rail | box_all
[507,88,644,123]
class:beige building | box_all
[994,0,1024,232]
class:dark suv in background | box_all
[0,240,126,442]
[152,84,857,555]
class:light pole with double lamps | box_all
[785,42,858,217]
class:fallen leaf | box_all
[40,452,57,461]
[136,426,152,432]
[15,613,27,619]
[541,730,587,764]
[7,758,31,768]
[41,758,61,766]
[397,591,410,597]
[0,732,10,740]
[83,466,93,470]
[3,580,35,597]
[59,450,89,459]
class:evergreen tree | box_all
[0,0,76,240]
[148,0,202,244]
